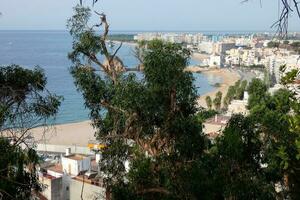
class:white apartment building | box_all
[61,154,91,176]
[39,149,105,200]
[198,41,214,54]
[209,54,222,67]
[134,33,207,45]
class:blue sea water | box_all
[0,30,221,124]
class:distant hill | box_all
[108,34,135,42]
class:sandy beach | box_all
[196,68,240,108]
[30,121,96,146]
[192,52,210,61]
[188,53,241,108]
[31,57,240,147]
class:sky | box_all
[0,0,299,31]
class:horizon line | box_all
[0,29,300,33]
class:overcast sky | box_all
[0,0,299,31]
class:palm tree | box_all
[205,96,212,110]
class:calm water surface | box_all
[0,31,221,124]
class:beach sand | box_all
[189,53,241,108]
[192,52,210,61]
[196,68,240,108]
[31,61,240,147]
[30,121,96,146]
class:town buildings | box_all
[38,149,105,200]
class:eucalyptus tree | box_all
[68,5,205,199]
[71,1,300,199]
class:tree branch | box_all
[109,42,123,64]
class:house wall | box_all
[39,176,63,200]
[62,157,79,176]
[51,178,63,200]
[203,123,224,135]
[227,100,249,115]
[69,179,106,200]
[39,177,52,200]
[61,156,91,176]
[47,169,63,178]
[35,144,93,155]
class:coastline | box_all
[110,40,137,47]
[30,120,96,146]
[196,68,240,108]
[188,53,241,108]
[31,54,241,147]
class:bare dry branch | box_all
[109,42,123,64]
[243,0,300,38]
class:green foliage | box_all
[272,89,293,113]
[69,30,103,64]
[108,34,135,42]
[70,34,204,198]
[291,41,300,48]
[67,5,91,38]
[267,41,280,48]
[213,91,222,110]
[217,115,261,164]
[279,64,287,72]
[0,138,42,200]
[223,80,247,110]
[247,78,267,109]
[281,69,299,85]
[0,65,61,199]
[236,80,247,99]
[246,64,265,69]
[196,109,218,123]
[213,115,276,199]
[205,96,212,110]
[213,82,221,87]
[68,6,300,199]
[175,114,277,200]
[247,81,300,199]
[283,40,290,45]
[0,65,62,127]
[264,68,272,88]
[287,41,300,54]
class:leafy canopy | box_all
[0,65,61,199]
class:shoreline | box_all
[189,53,241,108]
[30,120,96,147]
[196,68,240,108]
[31,54,241,147]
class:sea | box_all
[0,30,222,124]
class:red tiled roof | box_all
[47,164,63,174]
[42,173,57,180]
